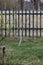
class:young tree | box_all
[18,0,24,46]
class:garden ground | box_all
[0,37,43,65]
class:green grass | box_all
[0,39,43,65]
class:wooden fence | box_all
[0,9,43,38]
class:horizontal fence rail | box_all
[0,10,43,15]
[0,9,43,37]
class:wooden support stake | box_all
[0,46,5,65]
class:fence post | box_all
[2,46,5,65]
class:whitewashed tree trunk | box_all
[18,30,22,47]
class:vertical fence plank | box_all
[1,10,3,36]
[12,8,14,37]
[36,10,38,37]
[29,10,30,37]
[5,9,7,37]
[18,10,20,36]
[15,9,17,37]
[25,10,27,36]
[22,9,23,37]
[33,10,34,37]
[40,10,41,37]
[9,9,10,36]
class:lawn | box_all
[0,38,43,65]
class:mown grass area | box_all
[0,39,43,65]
